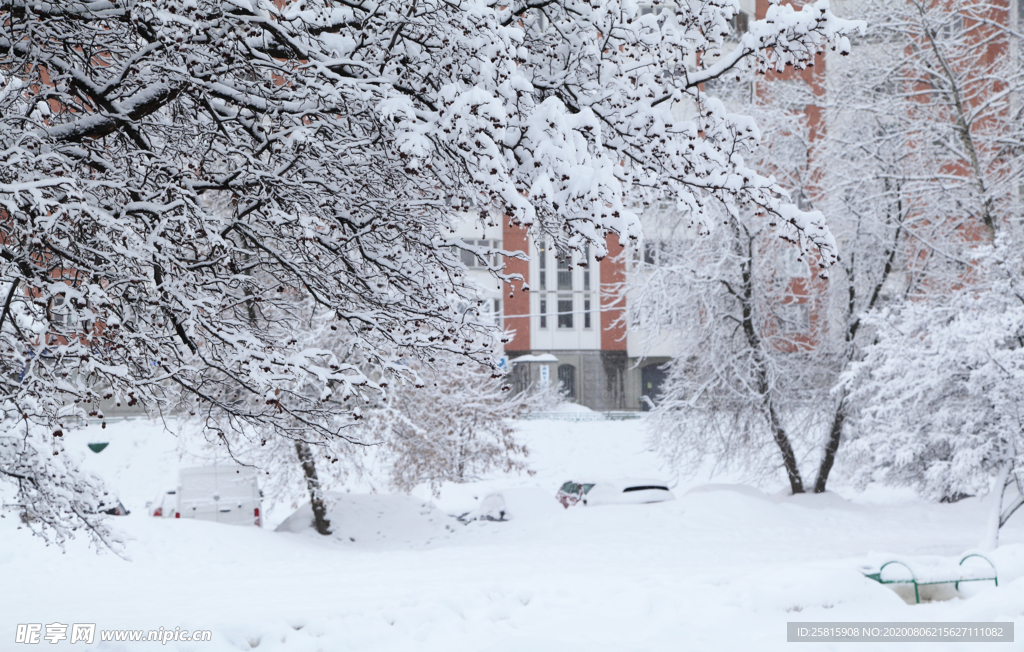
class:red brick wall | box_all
[600,234,627,351]
[502,222,531,353]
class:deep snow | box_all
[1,416,1022,651]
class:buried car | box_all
[175,466,263,527]
[469,487,565,522]
[556,479,675,508]
[148,490,178,518]
[96,499,130,516]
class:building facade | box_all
[451,213,674,411]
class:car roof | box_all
[564,479,671,490]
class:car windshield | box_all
[622,485,669,493]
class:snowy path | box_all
[1,418,1022,651]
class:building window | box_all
[538,238,547,290]
[540,297,547,329]
[795,189,813,211]
[557,364,577,400]
[51,295,66,324]
[643,240,672,265]
[493,298,501,327]
[458,239,501,268]
[557,255,572,290]
[731,10,748,35]
[638,2,675,25]
[779,247,810,278]
[557,295,573,329]
[940,13,964,40]
[583,243,591,291]
[524,7,549,33]
[777,303,810,334]
[584,295,592,329]
[643,241,657,265]
[641,363,667,411]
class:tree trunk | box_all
[734,222,806,495]
[295,441,331,535]
[981,463,1011,550]
[813,397,845,493]
[767,401,805,494]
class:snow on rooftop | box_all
[510,354,560,363]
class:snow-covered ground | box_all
[2,416,1022,651]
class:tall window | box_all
[557,254,572,290]
[583,243,591,291]
[536,238,596,332]
[557,364,577,400]
[538,238,547,290]
[557,296,573,329]
[583,244,592,329]
[940,13,964,40]
[51,295,67,325]
[731,10,748,35]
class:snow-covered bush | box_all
[843,243,1024,546]
[363,358,530,496]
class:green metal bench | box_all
[863,554,998,604]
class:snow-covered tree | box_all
[361,357,530,496]
[842,242,1024,547]
[633,51,858,497]
[0,0,861,547]
[817,0,1024,501]
[637,0,1023,495]
[636,205,836,495]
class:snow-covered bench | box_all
[862,554,998,604]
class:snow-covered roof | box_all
[511,354,560,363]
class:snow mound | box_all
[474,487,564,521]
[552,402,594,413]
[275,492,457,549]
[776,490,857,510]
[735,565,905,614]
[988,543,1024,583]
[684,483,770,500]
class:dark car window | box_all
[560,482,580,494]
[581,483,596,494]
[622,485,669,493]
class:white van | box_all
[175,466,263,527]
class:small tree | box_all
[635,207,833,494]
[362,358,530,496]
[190,318,384,536]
